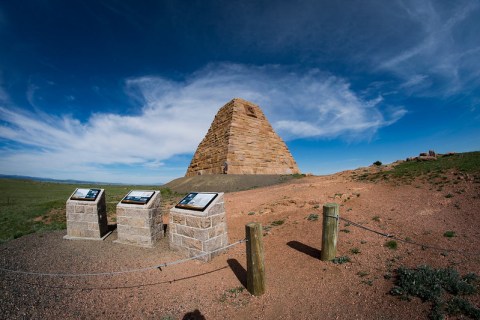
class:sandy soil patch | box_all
[1,173,479,319]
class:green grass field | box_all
[0,179,180,243]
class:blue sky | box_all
[0,0,479,184]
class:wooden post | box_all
[321,203,339,261]
[245,222,265,296]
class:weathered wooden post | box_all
[246,222,265,296]
[321,203,339,261]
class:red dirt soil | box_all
[1,171,479,319]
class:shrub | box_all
[390,265,479,319]
[385,240,398,250]
[350,247,361,254]
[373,161,382,166]
[444,231,456,238]
[332,256,351,264]
[357,271,369,277]
[271,220,285,226]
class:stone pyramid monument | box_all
[186,98,300,176]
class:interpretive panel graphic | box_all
[121,190,156,205]
[175,192,218,211]
[70,188,101,201]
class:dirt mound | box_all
[163,174,300,193]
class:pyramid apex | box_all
[229,97,258,106]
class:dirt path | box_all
[1,173,479,319]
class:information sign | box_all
[70,188,101,201]
[175,192,218,211]
[121,190,156,205]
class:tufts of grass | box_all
[445,193,454,198]
[362,280,374,286]
[350,247,361,254]
[444,230,456,238]
[227,286,245,296]
[291,173,306,179]
[385,240,398,250]
[390,265,479,320]
[306,213,319,221]
[332,256,351,264]
[248,211,255,216]
[372,215,381,222]
[270,220,285,226]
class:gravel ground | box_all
[1,171,479,319]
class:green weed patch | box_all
[390,265,479,319]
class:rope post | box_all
[245,222,265,296]
[321,203,339,261]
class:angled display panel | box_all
[121,190,156,205]
[175,192,218,211]
[70,188,101,201]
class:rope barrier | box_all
[0,239,247,277]
[339,216,480,256]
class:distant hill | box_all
[0,174,141,185]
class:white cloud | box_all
[400,74,429,89]
[378,0,480,95]
[0,63,405,182]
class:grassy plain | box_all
[0,179,178,243]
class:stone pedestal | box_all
[115,191,163,247]
[64,189,109,240]
[169,192,228,261]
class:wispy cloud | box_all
[215,1,480,99]
[378,0,480,95]
[0,63,405,182]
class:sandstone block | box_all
[204,236,223,252]
[193,228,210,241]
[183,237,203,250]
[211,214,225,225]
[176,225,195,238]
[169,212,187,225]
